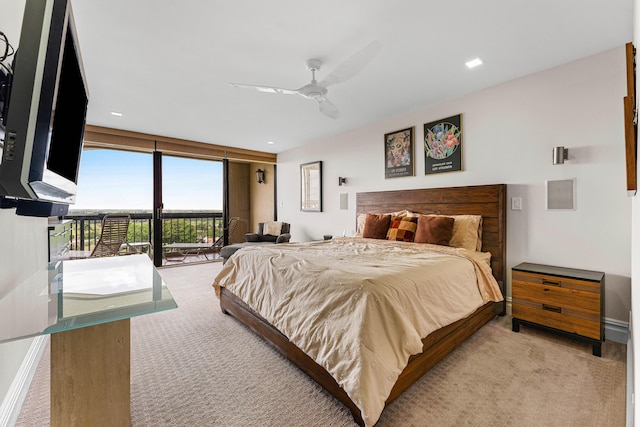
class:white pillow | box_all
[263,221,283,236]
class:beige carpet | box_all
[16,262,626,426]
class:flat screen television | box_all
[0,0,88,216]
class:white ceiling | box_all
[69,0,633,154]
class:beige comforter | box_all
[213,237,503,426]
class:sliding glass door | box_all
[69,149,153,258]
[70,148,224,266]
[155,154,223,266]
[154,153,224,265]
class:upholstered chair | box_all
[244,221,291,244]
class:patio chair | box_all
[90,214,131,257]
[206,216,240,256]
[163,216,240,261]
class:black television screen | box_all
[0,0,88,209]
[46,24,86,184]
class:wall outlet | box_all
[511,197,522,210]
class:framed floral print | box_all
[424,114,462,175]
[384,127,414,178]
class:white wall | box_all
[277,47,631,323]
[0,2,43,423]
[0,210,48,417]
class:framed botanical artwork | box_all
[300,160,322,212]
[384,127,414,178]
[424,114,463,175]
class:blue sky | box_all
[71,150,223,211]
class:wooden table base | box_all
[51,318,131,427]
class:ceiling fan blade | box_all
[228,82,299,95]
[319,40,382,88]
[317,96,341,119]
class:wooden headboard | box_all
[356,184,507,300]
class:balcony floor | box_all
[67,251,223,266]
[161,252,223,266]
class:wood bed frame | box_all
[219,184,507,426]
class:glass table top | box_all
[0,254,177,343]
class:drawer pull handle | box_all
[542,304,562,314]
[542,279,560,286]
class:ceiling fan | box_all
[229,41,382,119]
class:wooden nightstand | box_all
[511,262,605,356]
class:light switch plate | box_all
[511,197,522,210]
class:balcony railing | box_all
[64,211,224,263]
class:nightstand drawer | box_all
[512,271,600,293]
[512,278,600,313]
[512,299,601,339]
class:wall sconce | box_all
[338,177,347,186]
[553,146,568,165]
[255,169,265,184]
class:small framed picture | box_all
[424,114,463,175]
[384,127,414,178]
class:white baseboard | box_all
[0,335,48,427]
[605,317,629,344]
[626,310,633,427]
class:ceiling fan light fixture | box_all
[229,41,381,119]
[465,58,483,69]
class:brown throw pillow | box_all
[386,216,418,242]
[362,214,391,239]
[414,215,455,245]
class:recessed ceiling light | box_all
[110,111,123,117]
[465,58,483,69]
[267,141,275,145]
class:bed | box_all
[213,184,506,426]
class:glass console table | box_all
[0,254,177,426]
